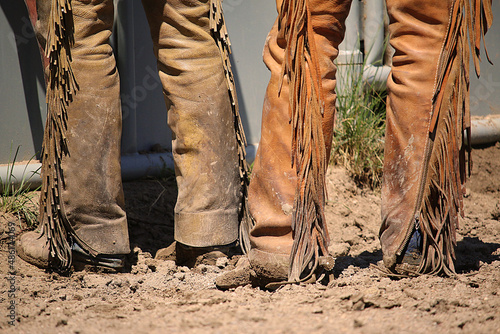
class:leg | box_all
[219,0,352,288]
[17,0,130,271]
[380,0,492,276]
[141,0,242,252]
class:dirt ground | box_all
[1,143,499,334]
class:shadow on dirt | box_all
[333,249,383,278]
[122,173,499,277]
[455,237,500,273]
[123,178,177,256]
[331,237,499,278]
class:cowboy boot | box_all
[141,0,243,260]
[217,0,353,289]
[379,0,492,276]
[17,0,130,272]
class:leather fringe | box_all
[209,0,252,254]
[278,0,329,282]
[414,0,492,276]
[39,0,95,273]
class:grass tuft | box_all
[0,145,40,227]
[332,61,387,189]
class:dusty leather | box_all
[33,0,49,68]
[380,0,454,268]
[35,0,130,255]
[142,0,241,247]
[34,0,240,258]
[248,0,352,265]
[17,230,50,269]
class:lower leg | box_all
[18,0,130,272]
[141,0,242,252]
[246,0,352,284]
[380,0,492,276]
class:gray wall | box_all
[0,0,46,164]
[469,20,500,117]
[224,0,276,145]
[0,0,277,166]
[115,0,172,155]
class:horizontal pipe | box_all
[363,0,385,66]
[0,144,259,189]
[120,152,175,181]
[469,116,500,146]
[1,116,498,190]
[0,162,41,191]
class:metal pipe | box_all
[362,64,391,91]
[339,0,361,52]
[0,144,259,188]
[120,152,174,181]
[337,0,362,98]
[0,116,497,187]
[363,0,385,66]
[0,162,41,191]
[470,116,500,146]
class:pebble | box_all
[216,257,229,268]
[174,272,186,281]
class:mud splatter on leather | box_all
[39,0,96,272]
[416,0,493,276]
[378,0,493,278]
[209,0,252,253]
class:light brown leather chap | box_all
[142,0,241,248]
[380,0,492,275]
[247,0,352,280]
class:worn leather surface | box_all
[248,0,352,258]
[35,0,240,254]
[380,0,453,268]
[35,0,130,255]
[34,0,49,66]
[142,0,241,247]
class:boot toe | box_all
[215,257,252,290]
[16,231,50,269]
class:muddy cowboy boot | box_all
[378,0,492,277]
[216,0,352,290]
[141,0,247,266]
[17,0,130,272]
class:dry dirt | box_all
[1,143,499,334]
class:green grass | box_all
[332,61,387,189]
[0,146,40,227]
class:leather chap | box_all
[380,0,492,275]
[248,0,352,282]
[38,0,130,271]
[142,0,242,247]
